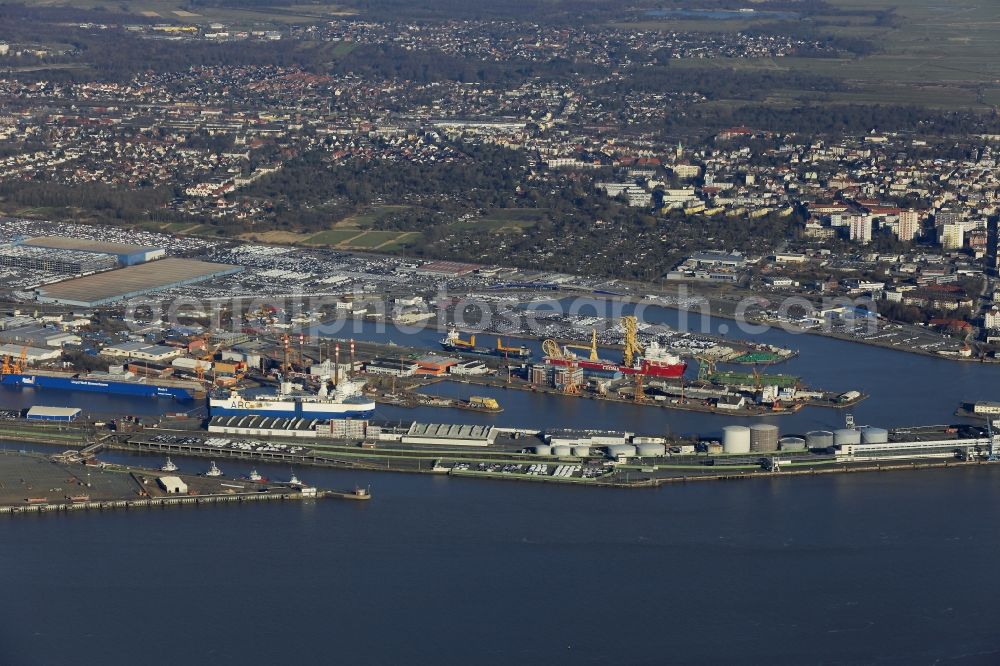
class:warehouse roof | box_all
[415,260,480,275]
[414,354,460,366]
[407,423,493,440]
[209,415,320,431]
[22,236,160,255]
[0,343,60,359]
[26,406,81,419]
[0,244,119,265]
[34,259,243,306]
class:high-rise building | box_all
[939,223,965,250]
[897,210,920,241]
[849,215,873,244]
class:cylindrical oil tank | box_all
[571,445,591,458]
[534,444,552,455]
[551,445,573,457]
[860,427,888,444]
[833,429,861,446]
[806,430,834,449]
[606,444,637,458]
[750,424,779,452]
[636,442,666,458]
[779,436,806,451]
[722,425,751,454]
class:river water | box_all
[2,300,1000,664]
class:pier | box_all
[0,449,370,518]
[0,487,364,516]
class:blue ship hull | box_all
[0,373,199,401]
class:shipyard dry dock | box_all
[0,451,369,516]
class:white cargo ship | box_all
[209,377,375,420]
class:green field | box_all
[303,227,417,250]
[623,0,1000,110]
[342,230,416,248]
[303,229,365,245]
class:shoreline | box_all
[1,421,993,491]
[325,287,980,367]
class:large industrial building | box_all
[400,423,496,447]
[20,236,166,265]
[0,325,81,348]
[0,245,119,275]
[34,258,244,307]
[0,344,61,364]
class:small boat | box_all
[205,461,223,477]
[288,470,302,486]
[243,469,267,483]
[456,396,503,413]
[160,457,178,472]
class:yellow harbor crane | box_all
[621,316,644,368]
[539,340,583,394]
[621,315,647,401]
[562,356,581,395]
[1,346,27,375]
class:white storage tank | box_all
[750,424,779,452]
[534,444,552,456]
[779,436,806,451]
[636,442,666,458]
[833,429,861,446]
[606,444,637,459]
[806,431,834,449]
[551,445,573,457]
[571,445,591,458]
[860,427,888,444]
[722,425,751,454]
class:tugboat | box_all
[288,470,302,486]
[205,461,223,477]
[160,457,178,472]
[244,468,267,483]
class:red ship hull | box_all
[544,357,687,378]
